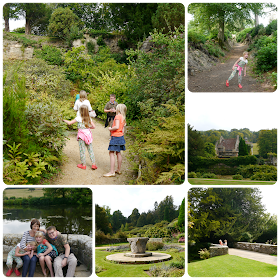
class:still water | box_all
[3,205,92,237]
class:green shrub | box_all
[13,27,25,33]
[201,173,217,178]
[95,230,110,244]
[250,172,277,181]
[205,42,225,57]
[34,45,64,66]
[188,30,206,44]
[86,41,96,54]
[146,241,164,251]
[169,256,185,269]
[236,28,253,42]
[265,20,277,35]
[256,43,277,72]
[240,232,253,242]
[233,174,243,180]
[97,37,106,46]
[237,164,277,179]
[198,248,210,260]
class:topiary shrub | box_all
[233,174,243,180]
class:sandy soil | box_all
[50,118,133,185]
[188,43,275,92]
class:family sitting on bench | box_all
[6,219,77,277]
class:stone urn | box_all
[125,237,152,258]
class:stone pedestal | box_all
[125,237,152,257]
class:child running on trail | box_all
[104,104,127,177]
[64,105,98,170]
[226,51,248,89]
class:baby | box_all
[6,241,36,276]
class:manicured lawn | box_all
[188,178,276,185]
[95,249,185,277]
[3,188,44,198]
[96,242,128,247]
[188,255,277,277]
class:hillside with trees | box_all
[3,3,185,185]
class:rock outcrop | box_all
[3,40,34,60]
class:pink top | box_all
[77,129,93,145]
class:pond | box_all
[3,205,92,237]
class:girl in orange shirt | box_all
[104,104,127,177]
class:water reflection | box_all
[3,205,92,237]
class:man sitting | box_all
[46,226,77,277]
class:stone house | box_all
[215,135,239,158]
[215,135,254,158]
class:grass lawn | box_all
[188,178,276,185]
[95,249,185,277]
[3,188,44,198]
[188,255,277,277]
[96,242,128,247]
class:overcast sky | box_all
[259,187,278,215]
[94,186,185,217]
[187,93,278,131]
[187,4,277,27]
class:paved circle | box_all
[229,248,277,266]
[106,252,172,264]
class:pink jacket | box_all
[77,129,93,145]
[235,64,243,75]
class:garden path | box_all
[228,248,277,265]
[51,118,132,185]
[187,43,275,94]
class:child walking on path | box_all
[64,105,98,170]
[104,104,127,177]
[226,51,248,89]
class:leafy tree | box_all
[95,204,112,234]
[111,210,126,232]
[16,3,50,34]
[188,124,205,158]
[204,142,216,158]
[3,3,20,32]
[128,208,140,226]
[258,129,277,158]
[188,202,194,229]
[48,7,81,42]
[152,3,185,33]
[109,3,158,42]
[136,213,147,227]
[164,207,170,222]
[188,188,266,243]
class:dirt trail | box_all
[50,118,132,185]
[188,43,274,92]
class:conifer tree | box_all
[239,137,249,156]
[178,198,185,231]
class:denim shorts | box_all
[108,136,126,152]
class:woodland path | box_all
[50,118,132,185]
[188,43,274,92]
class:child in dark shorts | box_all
[35,231,58,277]
[104,104,127,177]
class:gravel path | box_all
[228,248,277,265]
[50,118,131,185]
[188,43,274,92]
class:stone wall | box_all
[148,238,163,243]
[3,233,92,273]
[234,242,277,255]
[209,244,228,258]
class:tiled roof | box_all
[217,138,237,150]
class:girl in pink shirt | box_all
[104,104,127,177]
[63,105,97,170]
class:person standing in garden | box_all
[104,94,118,128]
[104,104,127,177]
[64,105,98,170]
[73,90,93,118]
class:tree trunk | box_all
[255,13,259,27]
[4,17,10,32]
[218,18,225,47]
[25,19,31,34]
